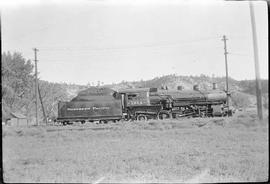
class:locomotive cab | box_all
[118,88,163,120]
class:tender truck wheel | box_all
[137,114,147,121]
[99,120,108,124]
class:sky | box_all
[1,0,268,85]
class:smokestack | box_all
[213,83,217,90]
[177,86,183,90]
[193,85,199,91]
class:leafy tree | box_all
[38,80,69,120]
[2,52,35,116]
[2,51,85,123]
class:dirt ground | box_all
[2,109,269,183]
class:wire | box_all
[39,46,224,63]
[229,52,253,57]
[36,36,220,53]
[229,35,268,41]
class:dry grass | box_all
[2,109,268,183]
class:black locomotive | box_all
[57,84,232,125]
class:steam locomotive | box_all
[57,84,233,125]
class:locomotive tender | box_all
[57,84,232,125]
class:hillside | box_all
[45,75,269,102]
[22,76,270,118]
[105,74,268,109]
[105,74,268,94]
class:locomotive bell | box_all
[212,83,217,90]
[193,85,199,91]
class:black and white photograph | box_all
[1,0,268,183]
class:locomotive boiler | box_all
[118,84,231,121]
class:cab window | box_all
[127,93,138,100]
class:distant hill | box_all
[238,80,268,95]
[42,74,268,98]
[103,74,268,109]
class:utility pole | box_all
[38,84,48,125]
[221,35,230,108]
[33,48,39,125]
[249,1,263,120]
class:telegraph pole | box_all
[249,1,263,120]
[33,48,39,125]
[221,35,229,108]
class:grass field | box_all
[2,109,269,183]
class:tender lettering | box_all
[67,106,110,111]
[93,106,110,110]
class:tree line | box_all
[2,52,70,123]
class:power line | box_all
[37,46,224,63]
[37,36,220,51]
[229,35,268,41]
[229,52,253,57]
[32,38,223,62]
